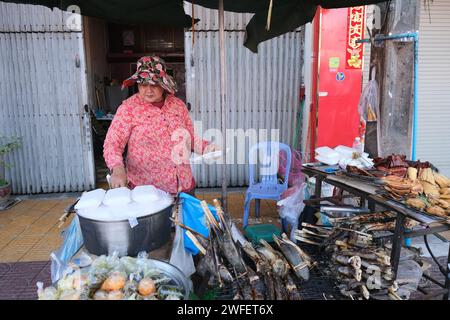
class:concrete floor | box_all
[412,235,450,258]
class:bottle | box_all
[352,137,363,159]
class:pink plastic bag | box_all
[279,148,304,187]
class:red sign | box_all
[346,6,365,69]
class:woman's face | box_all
[138,83,165,104]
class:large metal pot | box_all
[77,204,173,257]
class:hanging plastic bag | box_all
[50,215,84,283]
[277,183,306,242]
[358,79,379,122]
[170,203,196,277]
[279,148,304,187]
[358,78,381,156]
[179,192,218,255]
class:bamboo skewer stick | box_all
[201,200,221,231]
[296,228,329,238]
[301,223,333,234]
[186,230,207,255]
[294,236,321,246]
[169,217,208,240]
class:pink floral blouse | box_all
[103,93,209,194]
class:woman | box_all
[104,56,217,194]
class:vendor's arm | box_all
[181,104,219,155]
[103,104,133,187]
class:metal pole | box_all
[219,0,227,211]
[412,33,419,161]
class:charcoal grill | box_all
[213,244,342,300]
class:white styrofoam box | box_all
[315,155,339,165]
[131,185,160,203]
[315,146,340,165]
[103,187,132,207]
[315,146,339,158]
[334,145,370,160]
[75,188,106,210]
[334,145,355,159]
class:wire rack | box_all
[297,245,341,300]
[213,244,342,300]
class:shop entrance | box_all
[82,18,186,188]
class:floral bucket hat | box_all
[122,56,177,94]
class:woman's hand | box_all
[203,143,221,154]
[110,166,127,188]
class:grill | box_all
[213,244,342,300]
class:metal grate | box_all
[213,244,342,300]
[297,245,341,300]
[297,266,340,300]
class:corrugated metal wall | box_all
[185,4,304,187]
[0,3,95,193]
[417,0,450,176]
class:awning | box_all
[2,0,383,52]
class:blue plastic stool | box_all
[243,142,292,229]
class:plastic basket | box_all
[244,224,281,246]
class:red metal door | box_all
[316,7,365,149]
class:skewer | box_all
[297,228,329,238]
[186,230,207,255]
[333,227,373,239]
[301,223,333,234]
[169,217,208,240]
[213,199,226,222]
[294,236,321,246]
[200,201,221,231]
[388,287,402,300]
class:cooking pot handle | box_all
[57,199,79,228]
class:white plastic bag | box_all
[315,146,340,165]
[169,205,196,278]
[74,188,105,210]
[277,183,306,241]
[131,185,160,203]
[358,79,381,155]
[358,79,379,122]
[103,187,131,206]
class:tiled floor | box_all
[0,198,76,263]
[0,261,51,300]
[0,190,280,263]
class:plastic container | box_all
[306,178,334,198]
[315,146,340,165]
[352,137,363,158]
[334,145,352,157]
[77,204,173,257]
[244,224,281,246]
[315,146,339,158]
[319,213,333,227]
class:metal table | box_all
[302,164,450,300]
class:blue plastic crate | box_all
[244,224,281,246]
